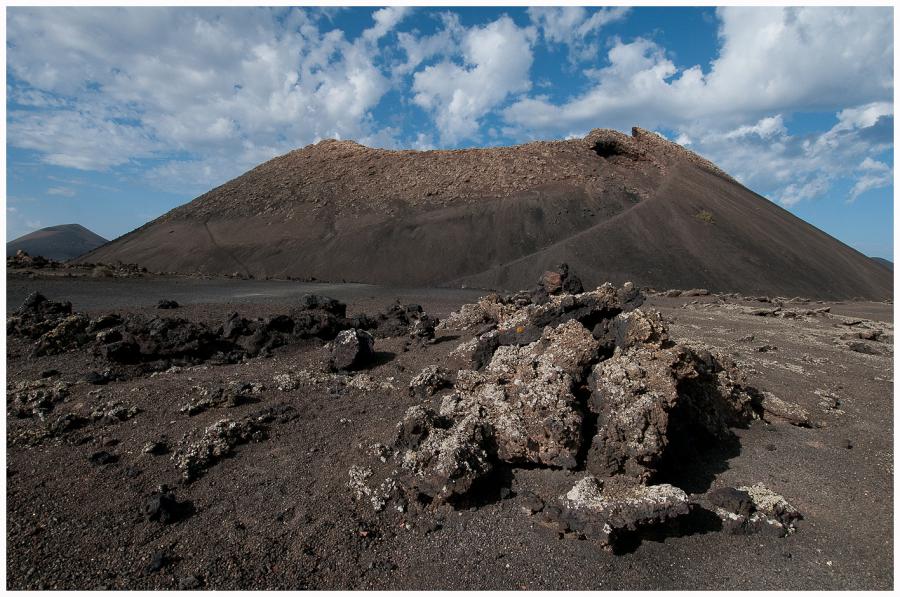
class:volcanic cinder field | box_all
[5,128,894,590]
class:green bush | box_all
[695,209,715,224]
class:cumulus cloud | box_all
[506,7,892,132]
[393,12,465,77]
[5,6,893,210]
[681,104,893,207]
[528,7,629,62]
[411,16,536,144]
[504,6,893,205]
[9,108,161,170]
[850,158,893,201]
[7,7,399,187]
[722,115,786,140]
[362,7,411,44]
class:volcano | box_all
[8,224,108,261]
[79,127,891,300]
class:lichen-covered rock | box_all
[408,313,438,344]
[369,302,434,340]
[297,294,347,317]
[172,418,266,482]
[531,319,600,381]
[391,313,663,506]
[7,293,112,356]
[440,321,598,469]
[442,281,640,341]
[329,329,375,371]
[352,273,769,528]
[348,465,399,512]
[8,379,70,419]
[707,487,754,517]
[32,314,93,356]
[437,302,495,332]
[597,308,669,351]
[7,250,54,270]
[396,410,493,504]
[395,405,444,450]
[444,366,583,468]
[551,476,690,546]
[708,483,802,537]
[587,347,682,481]
[759,392,813,427]
[408,365,453,399]
[587,344,757,482]
[99,315,234,365]
[7,292,73,338]
[47,412,88,436]
[459,283,643,371]
[90,400,140,424]
[739,483,803,533]
[521,283,637,334]
[448,337,480,362]
[180,382,260,415]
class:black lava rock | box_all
[147,551,168,573]
[329,328,375,371]
[708,487,755,517]
[144,492,194,524]
[88,451,118,466]
[82,371,108,385]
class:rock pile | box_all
[172,417,267,482]
[7,292,437,373]
[8,379,71,419]
[352,270,801,550]
[179,382,263,416]
[7,250,57,269]
[171,405,297,482]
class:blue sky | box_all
[6,6,894,259]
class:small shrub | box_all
[695,209,715,224]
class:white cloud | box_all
[7,205,43,239]
[362,7,411,44]
[393,12,464,77]
[503,6,893,206]
[47,186,76,197]
[682,104,893,207]
[723,115,786,140]
[412,16,536,144]
[505,7,892,134]
[9,108,161,170]
[5,6,893,210]
[779,177,832,207]
[528,7,629,62]
[7,7,400,185]
[833,102,893,131]
[850,158,893,201]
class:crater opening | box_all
[591,138,630,159]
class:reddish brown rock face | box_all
[541,271,563,294]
